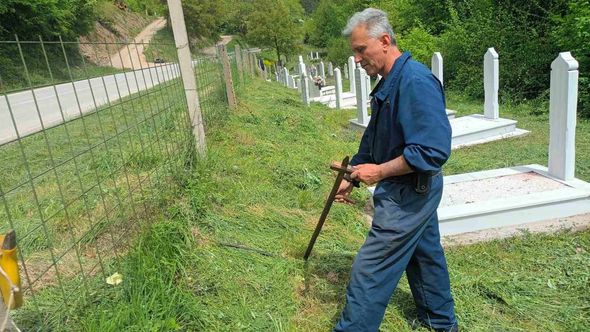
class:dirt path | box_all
[201,35,234,56]
[110,17,167,69]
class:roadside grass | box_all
[1,76,193,318]
[144,27,178,64]
[13,77,590,331]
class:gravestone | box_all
[334,68,343,109]
[319,61,326,80]
[432,52,443,85]
[365,74,371,98]
[548,52,578,181]
[484,48,499,119]
[348,56,356,94]
[301,72,310,106]
[328,62,334,77]
[354,67,369,126]
[283,67,289,87]
[344,63,349,79]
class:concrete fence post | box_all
[167,0,206,154]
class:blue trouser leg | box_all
[406,210,456,329]
[334,175,455,332]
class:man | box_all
[333,8,458,332]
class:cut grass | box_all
[13,77,590,331]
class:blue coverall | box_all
[334,52,457,331]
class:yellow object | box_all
[0,232,23,309]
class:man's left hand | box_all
[351,164,383,185]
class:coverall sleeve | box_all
[398,73,452,172]
[349,128,373,166]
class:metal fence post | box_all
[167,0,206,155]
[217,44,237,109]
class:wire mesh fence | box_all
[0,27,263,327]
[0,34,244,327]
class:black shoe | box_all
[410,319,458,332]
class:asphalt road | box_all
[0,63,180,145]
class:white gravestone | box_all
[315,52,319,59]
[348,56,356,94]
[355,67,370,126]
[484,48,499,120]
[334,68,343,109]
[548,52,578,181]
[376,74,382,86]
[328,62,334,77]
[365,74,371,99]
[283,67,289,87]
[301,72,310,106]
[298,61,306,81]
[319,61,326,80]
[432,52,443,85]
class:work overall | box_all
[334,52,457,331]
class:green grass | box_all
[0,75,194,309]
[143,27,178,64]
[13,77,590,331]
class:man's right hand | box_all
[335,180,355,204]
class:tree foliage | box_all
[306,0,590,117]
[0,0,96,41]
[181,0,225,44]
[245,0,305,63]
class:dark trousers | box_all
[334,174,456,331]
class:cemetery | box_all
[279,49,589,239]
[1,1,588,331]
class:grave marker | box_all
[548,52,578,181]
[484,48,499,119]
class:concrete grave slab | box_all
[366,165,590,237]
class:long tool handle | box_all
[304,156,350,260]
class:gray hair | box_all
[342,8,396,45]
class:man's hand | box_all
[351,163,384,185]
[335,179,355,204]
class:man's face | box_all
[349,24,388,76]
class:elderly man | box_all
[333,8,458,332]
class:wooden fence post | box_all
[217,44,237,109]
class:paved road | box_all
[0,63,180,145]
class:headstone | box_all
[355,67,369,125]
[484,48,499,119]
[309,78,321,98]
[344,63,349,79]
[328,62,334,77]
[283,67,289,87]
[301,72,310,106]
[319,61,326,80]
[348,56,356,94]
[365,74,371,99]
[298,61,306,80]
[315,52,319,59]
[548,52,578,181]
[376,74,382,86]
[334,68,343,109]
[432,52,443,85]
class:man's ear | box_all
[380,33,391,49]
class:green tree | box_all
[182,0,224,44]
[245,0,305,64]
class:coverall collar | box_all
[371,51,412,102]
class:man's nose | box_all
[354,54,362,63]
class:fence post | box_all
[217,44,237,109]
[167,0,206,154]
[235,44,243,82]
[548,52,578,181]
[432,52,443,85]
